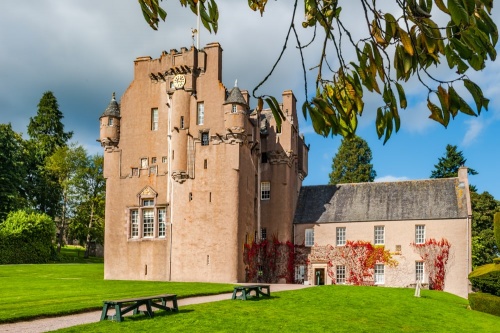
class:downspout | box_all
[256,108,261,242]
[168,93,173,281]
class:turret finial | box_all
[235,79,238,87]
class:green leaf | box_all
[384,13,397,43]
[264,96,285,132]
[435,0,449,14]
[395,82,407,109]
[375,107,385,139]
[450,38,473,59]
[447,0,469,26]
[448,86,460,118]
[464,79,489,114]
[383,111,393,144]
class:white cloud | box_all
[461,118,484,147]
[375,175,410,183]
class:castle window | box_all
[231,104,237,113]
[197,102,204,125]
[141,158,148,169]
[108,118,114,126]
[130,210,139,238]
[261,152,268,163]
[151,108,159,131]
[336,227,346,246]
[261,228,267,240]
[158,208,166,238]
[131,168,139,176]
[129,189,167,240]
[415,261,424,282]
[142,209,154,237]
[375,264,385,284]
[374,226,384,245]
[149,166,157,175]
[261,181,270,200]
[305,228,314,247]
[201,132,209,146]
[162,156,167,163]
[415,225,425,244]
[180,116,185,129]
[204,159,208,169]
[189,192,192,201]
[336,265,346,284]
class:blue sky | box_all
[0,1,498,199]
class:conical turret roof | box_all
[224,81,247,106]
[100,92,120,118]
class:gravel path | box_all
[0,284,310,333]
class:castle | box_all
[99,42,308,283]
[99,42,471,298]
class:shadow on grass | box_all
[124,309,194,322]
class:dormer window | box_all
[231,104,237,114]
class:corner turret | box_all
[99,92,121,149]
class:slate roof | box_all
[224,86,247,106]
[293,178,469,224]
[100,93,120,118]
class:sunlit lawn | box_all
[56,285,500,333]
[0,262,233,323]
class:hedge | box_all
[469,292,500,317]
[0,210,55,264]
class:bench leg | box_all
[114,304,123,322]
[172,296,179,312]
[100,303,110,321]
[145,300,154,318]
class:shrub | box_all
[469,292,500,317]
[468,262,500,297]
[0,210,55,264]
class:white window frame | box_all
[374,264,385,284]
[130,210,139,238]
[416,261,424,282]
[261,181,270,200]
[108,118,114,126]
[374,226,384,245]
[158,208,166,238]
[305,228,314,247]
[151,108,159,131]
[336,265,346,284]
[142,208,154,238]
[295,265,305,282]
[231,104,237,113]
[140,158,148,169]
[415,225,425,244]
[197,102,204,125]
[336,227,346,246]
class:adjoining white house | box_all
[293,167,472,298]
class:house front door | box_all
[314,268,325,285]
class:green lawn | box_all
[56,286,500,333]
[0,263,233,323]
[1,261,499,332]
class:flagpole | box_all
[197,0,200,49]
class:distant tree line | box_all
[0,91,105,261]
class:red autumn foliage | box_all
[411,238,451,291]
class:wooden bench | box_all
[100,294,178,322]
[232,285,271,300]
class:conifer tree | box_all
[25,91,73,217]
[430,144,477,179]
[329,136,376,184]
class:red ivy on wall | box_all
[411,238,451,291]
[244,239,397,285]
[309,241,398,285]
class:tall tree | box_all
[68,154,106,258]
[470,191,500,267]
[0,124,27,221]
[329,136,376,184]
[25,91,73,217]
[430,144,477,179]
[45,144,87,252]
[138,1,497,143]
